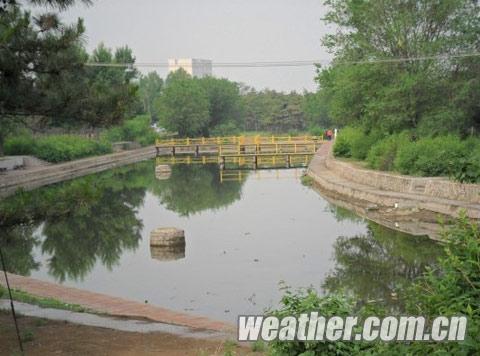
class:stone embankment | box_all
[0,146,156,199]
[307,142,480,225]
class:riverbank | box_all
[307,141,480,230]
[0,310,252,355]
[0,146,156,199]
[0,272,233,333]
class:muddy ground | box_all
[0,311,261,355]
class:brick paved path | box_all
[0,272,234,332]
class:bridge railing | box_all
[156,135,324,147]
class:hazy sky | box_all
[56,0,333,92]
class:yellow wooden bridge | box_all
[155,135,322,170]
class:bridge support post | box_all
[156,146,159,156]
[171,146,176,156]
[195,145,199,157]
[286,155,290,168]
[253,155,258,170]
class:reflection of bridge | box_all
[220,169,304,182]
[155,135,322,170]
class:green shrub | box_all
[309,125,324,137]
[393,213,480,354]
[101,126,124,143]
[34,135,112,163]
[367,132,410,171]
[350,129,383,160]
[452,146,480,183]
[210,121,241,136]
[395,136,469,176]
[333,127,380,159]
[333,136,352,157]
[4,134,36,155]
[101,115,159,146]
[268,287,374,355]
[333,127,356,157]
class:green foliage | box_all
[198,76,244,130]
[242,87,307,133]
[4,134,36,155]
[336,127,480,181]
[0,2,140,154]
[451,146,480,183]
[309,126,324,137]
[102,115,159,146]
[394,136,469,176]
[303,91,331,130]
[333,127,378,159]
[251,340,266,352]
[0,286,87,313]
[33,135,111,163]
[268,287,373,355]
[156,70,210,137]
[138,71,163,121]
[386,214,480,354]
[318,0,480,136]
[210,121,241,137]
[333,137,351,157]
[366,132,411,171]
[5,133,112,162]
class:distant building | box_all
[168,58,212,78]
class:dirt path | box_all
[0,311,259,356]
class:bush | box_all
[333,137,351,157]
[393,214,480,354]
[333,127,357,157]
[268,287,374,355]
[394,136,469,176]
[309,125,324,137]
[366,132,410,171]
[4,134,36,155]
[350,130,383,160]
[34,135,112,163]
[210,121,241,136]
[102,115,159,146]
[333,127,381,159]
[452,146,480,183]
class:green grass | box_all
[300,174,314,187]
[251,340,266,352]
[0,285,87,313]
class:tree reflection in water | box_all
[150,164,244,217]
[323,204,442,311]
[0,161,245,281]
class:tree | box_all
[156,70,210,137]
[303,90,331,130]
[241,88,307,132]
[319,0,480,135]
[81,43,139,128]
[198,76,244,131]
[0,1,139,154]
[0,2,88,153]
[138,72,163,121]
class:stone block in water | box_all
[155,165,172,180]
[150,227,185,246]
[150,245,185,261]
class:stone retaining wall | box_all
[325,156,480,204]
[0,146,156,199]
[307,142,480,221]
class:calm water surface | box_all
[0,161,440,322]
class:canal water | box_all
[0,161,440,322]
